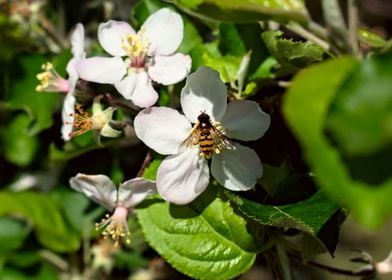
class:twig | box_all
[137,150,153,177]
[287,22,330,51]
[348,0,360,57]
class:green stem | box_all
[276,238,292,280]
[348,0,361,57]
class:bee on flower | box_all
[76,8,191,108]
[69,173,156,247]
[134,66,271,205]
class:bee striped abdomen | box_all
[199,129,214,158]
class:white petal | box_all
[148,53,191,85]
[69,173,117,210]
[61,93,75,141]
[70,23,85,59]
[142,8,183,56]
[156,149,209,205]
[211,143,262,191]
[98,20,135,57]
[118,178,156,208]
[115,71,158,108]
[134,107,191,155]
[66,58,79,88]
[220,100,271,141]
[181,66,227,123]
[77,57,126,84]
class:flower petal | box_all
[70,23,85,59]
[181,66,227,123]
[220,100,271,141]
[69,173,117,210]
[118,178,156,208]
[77,57,126,84]
[148,53,191,85]
[98,20,135,57]
[211,143,262,191]
[61,93,75,141]
[156,149,209,205]
[134,107,191,155]
[142,8,183,56]
[115,71,158,108]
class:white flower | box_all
[69,173,156,246]
[76,8,192,108]
[36,23,86,141]
[134,67,271,204]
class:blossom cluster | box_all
[37,8,271,245]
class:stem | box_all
[287,22,330,51]
[39,250,69,271]
[137,150,153,177]
[348,0,360,57]
[276,238,292,280]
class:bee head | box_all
[197,112,210,123]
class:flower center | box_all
[122,30,149,69]
[95,206,131,247]
[36,62,70,93]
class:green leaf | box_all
[203,53,242,83]
[5,53,66,135]
[283,56,392,228]
[357,28,386,48]
[1,113,38,166]
[262,30,326,73]
[227,191,339,236]
[132,0,167,27]
[178,17,203,54]
[0,191,80,252]
[219,23,247,56]
[0,217,31,252]
[137,188,259,280]
[142,159,162,181]
[326,52,392,156]
[174,0,308,24]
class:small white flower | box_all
[76,8,192,108]
[36,23,86,141]
[69,173,156,246]
[134,67,271,204]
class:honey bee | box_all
[179,112,234,159]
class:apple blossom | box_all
[76,8,191,108]
[36,23,85,140]
[134,66,271,205]
[69,173,156,246]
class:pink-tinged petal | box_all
[66,58,79,88]
[77,57,126,84]
[211,143,262,191]
[61,93,75,141]
[118,178,156,208]
[142,8,183,56]
[148,53,191,85]
[156,149,209,205]
[181,66,227,123]
[134,107,191,155]
[117,71,158,108]
[69,173,117,210]
[220,100,271,141]
[98,20,135,57]
[70,23,85,59]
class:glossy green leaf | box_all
[1,113,38,166]
[203,53,242,83]
[142,159,162,181]
[137,188,259,280]
[0,191,80,252]
[5,53,65,135]
[174,0,308,24]
[283,56,392,228]
[227,191,339,236]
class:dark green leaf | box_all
[0,217,31,252]
[0,191,80,252]
[137,187,259,279]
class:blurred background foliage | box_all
[1,0,392,279]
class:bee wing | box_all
[212,127,235,151]
[177,127,200,153]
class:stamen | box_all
[122,31,149,68]
[95,207,131,247]
[36,62,70,93]
[68,105,93,138]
